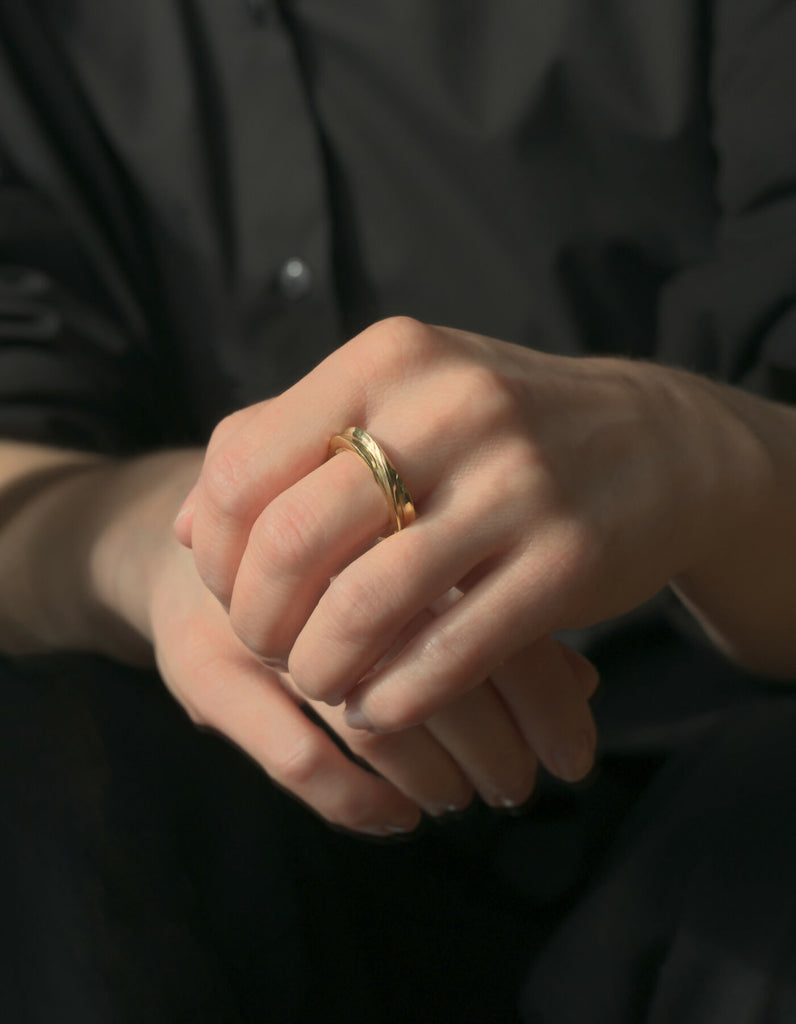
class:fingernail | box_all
[482,792,519,811]
[344,704,373,731]
[359,825,394,837]
[426,802,465,818]
[554,730,595,783]
[360,823,415,838]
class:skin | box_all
[2,317,795,834]
[0,446,597,836]
[180,318,796,725]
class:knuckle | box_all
[227,603,274,661]
[424,363,525,463]
[417,621,471,675]
[465,367,528,442]
[251,491,325,576]
[325,792,377,832]
[205,410,241,458]
[357,316,439,373]
[201,448,250,522]
[323,570,393,649]
[271,732,326,790]
[379,314,432,350]
[471,437,547,530]
[206,402,267,453]
[461,360,510,406]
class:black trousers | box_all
[2,653,795,1023]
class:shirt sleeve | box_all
[0,174,168,453]
[657,0,796,406]
[0,5,191,455]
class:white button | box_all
[277,257,313,300]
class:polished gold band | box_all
[328,427,416,533]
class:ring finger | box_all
[230,448,501,683]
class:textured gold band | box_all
[328,427,416,533]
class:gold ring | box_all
[328,427,416,533]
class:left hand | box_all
[177,317,753,735]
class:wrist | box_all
[618,360,772,572]
[0,447,203,660]
[88,450,204,651]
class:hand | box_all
[150,550,599,828]
[179,317,753,739]
[85,450,597,834]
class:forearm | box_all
[0,440,202,660]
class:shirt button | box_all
[277,257,313,300]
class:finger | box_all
[340,603,534,811]
[492,636,598,783]
[304,605,475,816]
[286,472,513,703]
[425,683,538,808]
[190,409,334,606]
[176,405,257,551]
[340,544,576,732]
[159,619,422,837]
[229,451,389,663]
[303,695,475,817]
[559,643,601,701]
[188,316,472,611]
[188,329,389,607]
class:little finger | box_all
[492,635,598,783]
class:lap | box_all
[0,655,536,1023]
[3,654,795,1023]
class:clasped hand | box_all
[173,317,718,833]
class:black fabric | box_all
[0,0,764,440]
[0,653,598,1024]
[521,703,796,1023]
[1,3,793,427]
[4,655,796,1023]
